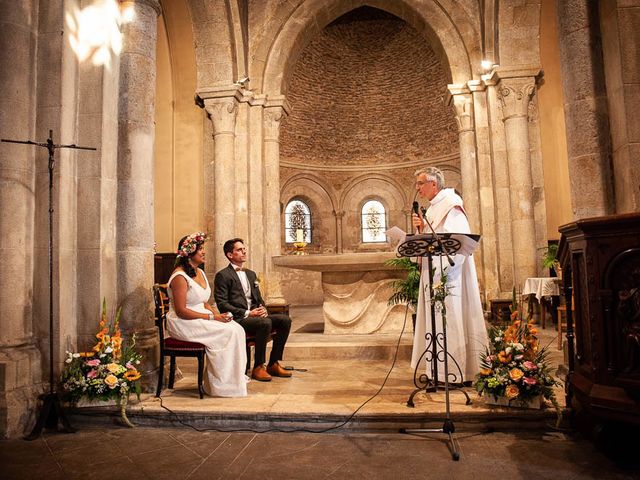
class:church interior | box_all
[1,0,639,473]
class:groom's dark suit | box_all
[213,264,291,369]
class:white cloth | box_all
[166,269,248,397]
[410,189,488,382]
[522,277,560,302]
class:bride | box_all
[166,232,248,397]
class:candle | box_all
[296,228,304,243]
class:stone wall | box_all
[280,7,458,166]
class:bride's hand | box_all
[212,312,232,322]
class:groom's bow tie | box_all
[234,267,245,272]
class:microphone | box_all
[412,201,420,234]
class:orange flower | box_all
[124,370,141,381]
[79,352,94,358]
[505,384,520,399]
[509,368,524,381]
[479,368,493,376]
[498,351,512,364]
[104,374,118,389]
[95,327,108,340]
[529,327,538,336]
[107,363,121,373]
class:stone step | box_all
[283,332,414,361]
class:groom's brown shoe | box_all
[251,365,272,382]
[267,362,292,378]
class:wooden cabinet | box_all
[558,212,640,425]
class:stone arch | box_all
[258,0,479,96]
[280,173,338,253]
[340,173,408,213]
[187,0,239,88]
[340,173,407,252]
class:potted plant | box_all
[539,243,561,277]
[385,257,421,329]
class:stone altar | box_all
[273,252,413,334]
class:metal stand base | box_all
[406,381,471,408]
[24,393,76,441]
[401,418,461,461]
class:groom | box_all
[213,238,292,382]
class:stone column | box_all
[497,76,538,284]
[448,86,480,235]
[599,0,640,212]
[469,79,500,300]
[247,97,266,273]
[116,0,161,383]
[448,86,484,292]
[333,210,345,254]
[0,0,43,437]
[204,98,238,275]
[556,0,614,218]
[263,101,288,304]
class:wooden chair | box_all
[153,284,206,399]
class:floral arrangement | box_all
[430,268,451,313]
[61,299,142,427]
[473,316,562,423]
[177,231,208,257]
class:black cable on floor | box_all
[151,304,410,434]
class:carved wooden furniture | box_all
[489,298,512,325]
[558,212,640,426]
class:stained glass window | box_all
[284,200,312,243]
[361,200,386,243]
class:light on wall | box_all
[66,0,136,69]
[481,60,498,72]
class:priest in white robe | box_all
[410,166,488,382]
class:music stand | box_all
[2,130,96,440]
[398,231,480,461]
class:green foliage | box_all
[385,257,420,309]
[539,244,559,270]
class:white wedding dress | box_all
[166,269,248,397]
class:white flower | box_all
[505,347,512,354]
[65,358,72,363]
[72,353,81,358]
[494,337,502,342]
[515,355,524,360]
[104,346,113,353]
[514,343,524,351]
[99,353,106,358]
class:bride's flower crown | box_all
[177,232,209,258]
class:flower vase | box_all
[484,395,543,409]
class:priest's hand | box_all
[412,213,424,233]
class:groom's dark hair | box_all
[223,238,244,259]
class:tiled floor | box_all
[2,425,638,479]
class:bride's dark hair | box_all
[174,235,204,278]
